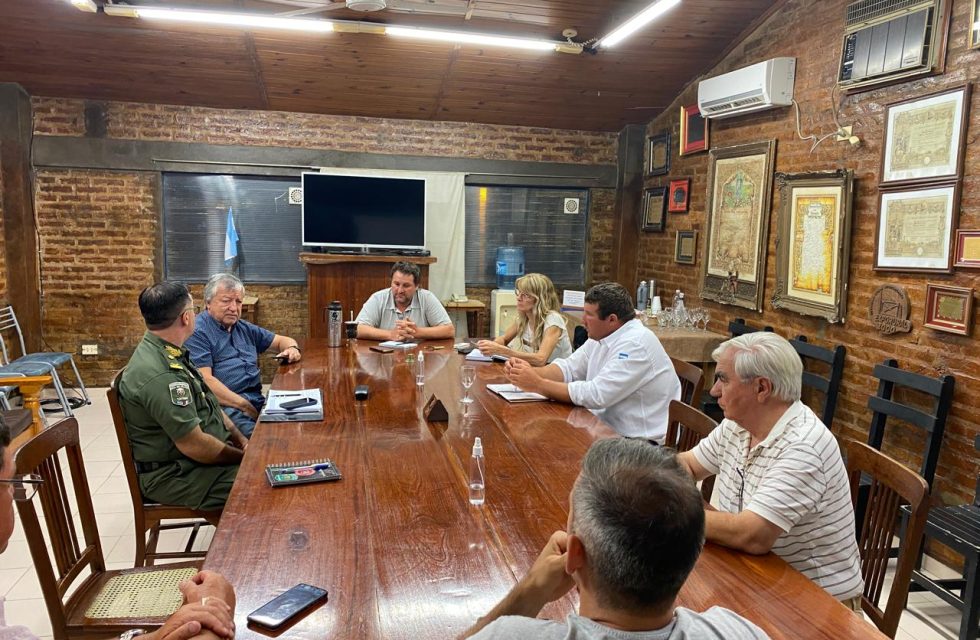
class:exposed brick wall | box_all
[0,167,7,303]
[32,98,618,165]
[640,0,980,508]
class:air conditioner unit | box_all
[491,289,517,337]
[697,57,796,119]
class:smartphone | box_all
[275,355,290,365]
[370,346,394,354]
[354,384,369,400]
[246,583,328,629]
[280,397,317,410]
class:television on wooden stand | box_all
[301,172,426,253]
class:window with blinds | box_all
[163,174,305,283]
[464,185,589,288]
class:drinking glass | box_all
[701,310,711,332]
[461,365,476,404]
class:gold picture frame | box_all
[772,170,854,323]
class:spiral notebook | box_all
[265,458,343,487]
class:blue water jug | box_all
[495,246,525,290]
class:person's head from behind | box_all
[582,283,635,340]
[0,418,14,553]
[567,438,704,615]
[710,332,801,426]
[204,273,245,329]
[139,282,195,336]
[390,262,421,308]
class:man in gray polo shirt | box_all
[676,332,864,606]
[355,261,454,341]
[463,439,769,640]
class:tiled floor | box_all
[0,390,970,639]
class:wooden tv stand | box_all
[300,252,437,338]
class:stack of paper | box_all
[486,383,548,403]
[260,388,325,422]
[378,340,418,349]
[465,348,493,362]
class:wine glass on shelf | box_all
[461,365,477,404]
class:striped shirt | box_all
[692,401,864,600]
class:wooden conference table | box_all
[203,339,884,639]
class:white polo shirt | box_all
[554,318,679,440]
[691,401,864,600]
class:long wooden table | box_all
[203,340,885,639]
[563,310,726,364]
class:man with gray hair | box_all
[505,282,679,441]
[186,273,302,437]
[676,332,864,606]
[463,438,768,639]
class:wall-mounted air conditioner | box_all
[697,57,796,119]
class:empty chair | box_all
[669,357,704,406]
[14,417,201,639]
[906,435,980,640]
[789,335,845,430]
[0,305,90,415]
[108,370,216,566]
[664,399,717,502]
[845,439,929,638]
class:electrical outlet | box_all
[81,344,99,356]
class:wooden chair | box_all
[906,434,980,640]
[669,357,704,406]
[789,335,845,430]
[108,370,216,567]
[664,399,717,502]
[845,439,929,638]
[14,417,201,639]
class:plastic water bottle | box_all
[415,350,425,386]
[672,289,682,310]
[648,280,657,311]
[636,280,649,312]
[327,300,342,347]
[469,437,485,505]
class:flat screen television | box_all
[301,172,426,250]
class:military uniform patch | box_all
[169,381,192,406]
[165,345,182,357]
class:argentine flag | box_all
[224,207,239,268]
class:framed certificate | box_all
[874,183,959,273]
[924,283,974,335]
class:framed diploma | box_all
[954,230,980,268]
[771,170,854,323]
[647,131,671,176]
[641,187,668,232]
[923,283,974,335]
[880,84,971,186]
[874,183,959,273]
[972,0,980,49]
[675,230,697,264]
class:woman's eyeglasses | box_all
[515,291,536,301]
[0,474,43,502]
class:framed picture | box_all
[647,131,671,176]
[954,230,980,268]
[880,84,971,186]
[641,187,668,232]
[972,0,980,49]
[680,104,709,156]
[700,140,777,311]
[771,170,855,323]
[874,183,959,273]
[675,230,698,264]
[924,283,974,335]
[667,178,690,213]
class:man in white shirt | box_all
[355,261,454,341]
[505,282,679,441]
[676,332,864,606]
[463,438,769,640]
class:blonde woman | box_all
[477,273,572,366]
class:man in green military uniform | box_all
[119,282,247,513]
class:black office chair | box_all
[789,335,845,431]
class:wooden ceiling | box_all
[0,0,780,131]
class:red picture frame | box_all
[667,178,690,213]
[680,104,709,156]
[924,283,974,335]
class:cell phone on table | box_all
[280,396,317,410]
[246,583,328,629]
[370,346,394,354]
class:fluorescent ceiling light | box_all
[108,6,334,32]
[598,0,682,48]
[69,0,98,11]
[386,26,555,51]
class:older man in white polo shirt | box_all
[505,282,679,441]
[676,332,864,607]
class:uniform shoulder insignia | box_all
[169,381,192,407]
[164,345,182,357]
[169,362,184,370]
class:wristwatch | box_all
[287,345,301,353]
[119,629,146,640]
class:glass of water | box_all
[461,365,476,404]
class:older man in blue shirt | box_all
[186,273,301,437]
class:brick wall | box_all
[29,100,618,387]
[640,0,980,506]
[0,168,6,303]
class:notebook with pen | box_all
[265,458,342,487]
